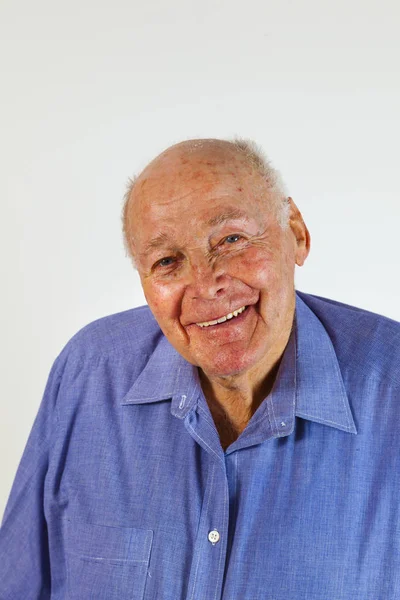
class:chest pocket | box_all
[65,521,153,600]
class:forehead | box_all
[129,148,268,230]
[137,147,253,196]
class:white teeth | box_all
[196,305,247,327]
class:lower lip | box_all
[196,305,253,331]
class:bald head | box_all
[136,139,253,179]
[121,138,289,266]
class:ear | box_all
[287,197,311,266]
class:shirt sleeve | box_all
[0,355,64,599]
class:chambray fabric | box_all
[1,291,400,599]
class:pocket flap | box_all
[66,520,153,563]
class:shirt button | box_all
[208,529,220,544]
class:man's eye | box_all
[157,257,175,268]
[224,234,242,244]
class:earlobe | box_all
[295,227,311,266]
[287,198,311,266]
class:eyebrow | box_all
[141,208,250,257]
[141,233,171,256]
[206,208,249,227]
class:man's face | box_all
[129,145,309,380]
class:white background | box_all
[1,0,399,518]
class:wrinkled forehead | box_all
[131,143,264,214]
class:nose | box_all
[187,256,229,300]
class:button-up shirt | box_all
[1,291,400,599]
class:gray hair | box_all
[121,138,290,267]
[229,138,290,228]
[121,176,138,267]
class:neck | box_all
[200,354,282,420]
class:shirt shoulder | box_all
[296,291,400,387]
[44,304,166,419]
[56,304,163,368]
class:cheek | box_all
[229,248,279,287]
[142,281,182,320]
[227,243,296,298]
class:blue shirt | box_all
[1,291,400,600]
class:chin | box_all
[199,348,261,378]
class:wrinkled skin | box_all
[126,140,310,418]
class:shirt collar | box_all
[121,334,200,418]
[121,293,357,434]
[294,294,357,434]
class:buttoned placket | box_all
[183,402,230,600]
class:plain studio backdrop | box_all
[1,0,399,518]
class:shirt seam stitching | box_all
[296,410,353,430]
[188,464,216,600]
[213,469,228,600]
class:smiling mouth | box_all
[196,305,247,328]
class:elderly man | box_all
[1,138,399,599]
